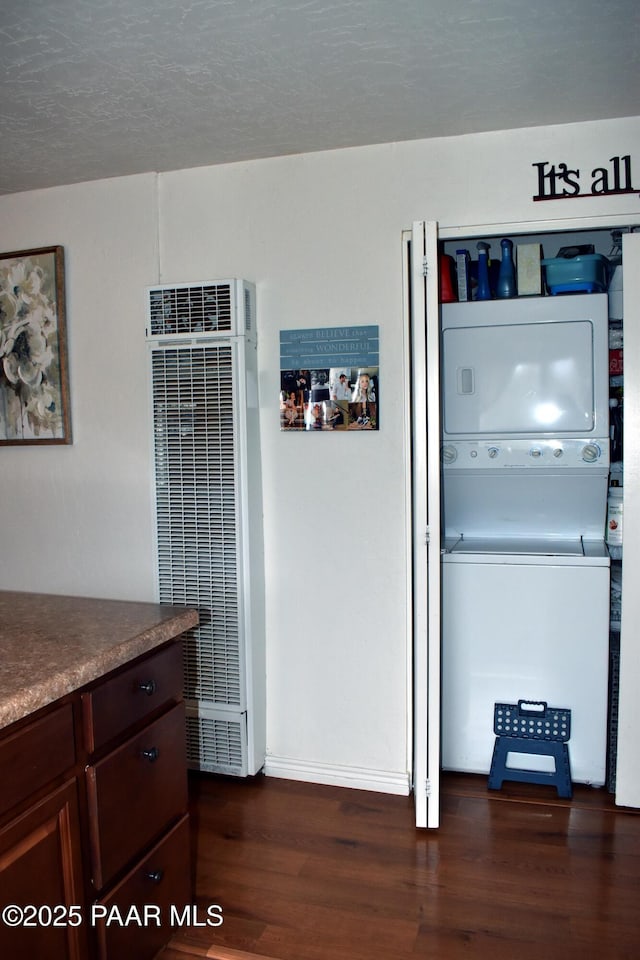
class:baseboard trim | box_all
[263,755,411,795]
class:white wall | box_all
[1,117,639,800]
[0,174,159,601]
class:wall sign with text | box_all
[279,325,379,432]
[532,154,638,202]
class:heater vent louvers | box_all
[185,707,246,776]
[146,279,255,340]
[151,344,242,709]
[149,283,233,337]
[244,285,253,333]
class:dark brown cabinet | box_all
[0,638,191,960]
[0,699,86,959]
[83,642,190,959]
[0,779,88,960]
[86,703,188,891]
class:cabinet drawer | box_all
[0,703,75,819]
[82,642,183,752]
[94,814,190,960]
[86,703,187,890]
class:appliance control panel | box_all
[441,438,610,469]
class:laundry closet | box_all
[408,218,640,828]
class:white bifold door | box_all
[408,222,442,828]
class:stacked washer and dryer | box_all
[440,293,611,785]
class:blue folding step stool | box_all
[488,700,573,799]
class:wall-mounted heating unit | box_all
[146,279,265,776]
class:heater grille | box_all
[151,343,242,709]
[147,279,255,339]
[147,279,263,778]
[185,707,246,776]
[148,282,233,337]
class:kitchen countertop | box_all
[0,591,199,731]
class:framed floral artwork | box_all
[0,245,71,444]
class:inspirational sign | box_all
[532,154,638,202]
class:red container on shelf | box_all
[610,349,623,375]
[439,255,457,303]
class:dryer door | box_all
[441,295,608,441]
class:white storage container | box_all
[606,487,623,546]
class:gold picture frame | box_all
[0,245,71,444]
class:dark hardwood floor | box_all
[162,771,639,960]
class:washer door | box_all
[441,558,610,785]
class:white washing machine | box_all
[441,536,610,784]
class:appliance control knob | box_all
[441,444,457,464]
[487,447,499,459]
[553,447,563,458]
[582,443,601,463]
[529,447,542,459]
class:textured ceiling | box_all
[1,0,638,196]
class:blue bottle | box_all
[476,242,492,300]
[496,238,517,298]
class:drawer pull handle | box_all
[146,869,164,884]
[139,679,157,696]
[141,747,160,762]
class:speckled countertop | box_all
[0,591,199,731]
